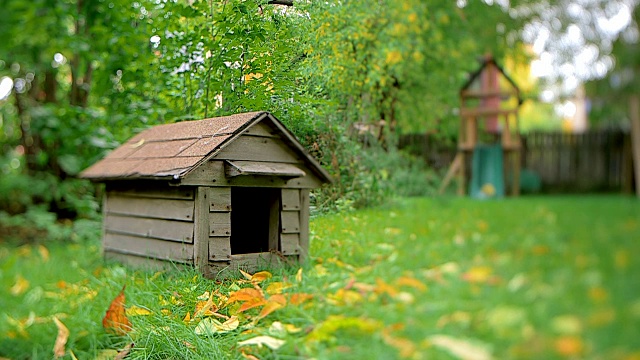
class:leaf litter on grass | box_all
[3,197,639,359]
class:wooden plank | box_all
[105,251,192,271]
[209,210,231,237]
[230,252,296,273]
[460,107,517,118]
[209,187,232,212]
[225,161,306,178]
[214,135,302,164]
[461,89,518,99]
[107,186,194,200]
[209,223,231,237]
[105,214,194,243]
[193,187,210,274]
[299,189,310,262]
[281,189,300,210]
[243,122,279,138]
[106,195,194,222]
[104,233,193,262]
[209,237,231,260]
[281,211,300,233]
[281,233,300,255]
[268,191,281,251]
[181,160,323,188]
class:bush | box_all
[309,127,439,214]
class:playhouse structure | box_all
[81,111,332,277]
[440,55,523,197]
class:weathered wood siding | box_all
[280,189,302,256]
[182,122,324,188]
[103,186,195,264]
[207,187,232,262]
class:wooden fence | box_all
[399,130,634,193]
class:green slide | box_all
[469,144,505,199]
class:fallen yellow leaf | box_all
[10,275,30,296]
[462,266,493,283]
[266,282,292,295]
[195,316,239,335]
[375,278,399,297]
[289,293,313,305]
[429,335,492,360]
[382,326,417,358]
[126,305,152,316]
[588,286,609,303]
[53,317,69,359]
[238,335,285,350]
[194,297,218,318]
[554,336,584,356]
[251,271,273,283]
[395,276,427,291]
[38,245,50,262]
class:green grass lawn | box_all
[1,196,639,359]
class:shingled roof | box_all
[80,111,332,182]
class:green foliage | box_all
[0,0,533,220]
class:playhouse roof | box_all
[460,55,522,104]
[80,111,332,183]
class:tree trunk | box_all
[630,94,640,197]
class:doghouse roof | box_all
[80,111,332,183]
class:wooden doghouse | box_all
[80,111,332,276]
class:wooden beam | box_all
[298,189,310,262]
[267,0,293,5]
[193,187,210,274]
[438,153,462,195]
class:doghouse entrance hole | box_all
[230,187,280,255]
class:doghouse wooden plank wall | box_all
[81,111,331,277]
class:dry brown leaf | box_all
[228,288,265,304]
[114,343,134,360]
[53,317,69,358]
[289,293,313,305]
[256,294,286,321]
[237,297,268,313]
[102,285,132,335]
[251,271,273,283]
